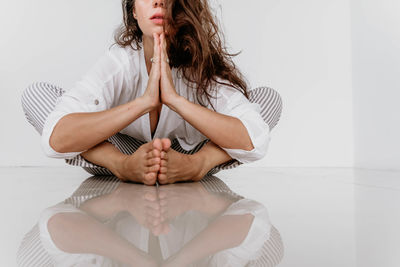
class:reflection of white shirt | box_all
[41,43,271,163]
[159,199,271,267]
[38,199,271,267]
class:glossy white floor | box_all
[1,166,399,267]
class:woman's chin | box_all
[142,30,163,39]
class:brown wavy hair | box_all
[112,0,249,109]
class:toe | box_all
[161,138,171,151]
[160,159,168,167]
[160,151,168,160]
[143,173,156,185]
[152,138,162,151]
[147,157,160,166]
[158,173,168,184]
[159,166,168,173]
[152,148,161,158]
[147,164,160,173]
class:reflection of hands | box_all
[113,183,170,236]
[157,183,207,221]
[45,206,160,267]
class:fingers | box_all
[152,33,161,63]
[144,33,161,105]
[149,33,161,80]
[160,33,168,65]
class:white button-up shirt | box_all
[41,43,271,164]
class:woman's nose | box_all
[152,0,165,8]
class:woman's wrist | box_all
[137,95,158,114]
[165,95,185,113]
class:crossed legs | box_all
[80,138,232,185]
[22,82,282,183]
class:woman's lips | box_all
[151,18,164,25]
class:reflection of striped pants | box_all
[21,82,283,175]
[17,175,284,267]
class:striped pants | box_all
[21,82,282,175]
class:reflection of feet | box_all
[116,139,163,185]
[157,142,209,184]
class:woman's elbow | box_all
[42,137,81,159]
[241,138,270,162]
[242,142,255,151]
[49,131,70,154]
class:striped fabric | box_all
[21,82,282,175]
[16,175,284,267]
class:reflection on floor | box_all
[17,175,283,266]
[1,166,400,267]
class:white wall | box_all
[0,0,122,166]
[351,0,400,171]
[0,0,354,167]
[218,0,354,167]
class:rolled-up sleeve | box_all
[41,48,126,159]
[213,85,271,164]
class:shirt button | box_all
[94,99,99,105]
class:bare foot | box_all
[115,139,163,185]
[157,142,209,184]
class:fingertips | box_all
[153,33,161,56]
[153,33,157,48]
[153,32,160,43]
[160,32,166,43]
[161,34,168,56]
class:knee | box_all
[249,86,283,130]
[21,82,41,107]
[249,86,282,106]
[21,81,63,107]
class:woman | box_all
[22,0,280,185]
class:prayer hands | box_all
[142,32,179,110]
[142,33,161,109]
[159,33,179,106]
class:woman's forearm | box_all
[50,96,152,153]
[166,214,254,266]
[168,96,254,151]
[47,212,154,265]
[79,189,124,222]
